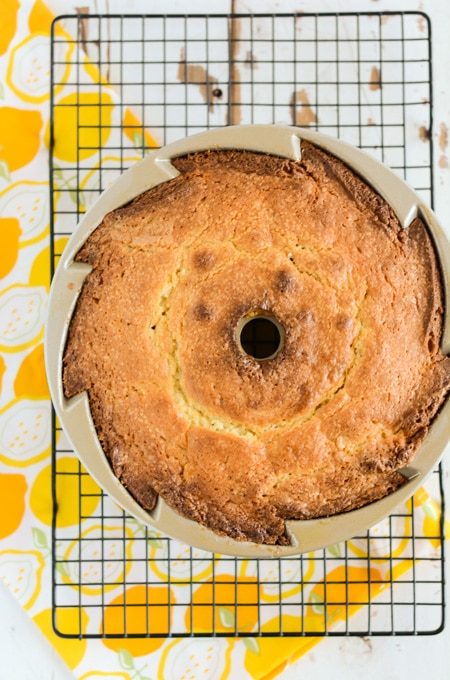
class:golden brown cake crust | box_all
[63,142,450,545]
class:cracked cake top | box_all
[62,142,450,545]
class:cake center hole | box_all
[238,314,284,360]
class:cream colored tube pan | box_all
[45,125,450,557]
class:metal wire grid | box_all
[50,12,446,639]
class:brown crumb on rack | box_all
[369,66,381,91]
[439,122,448,152]
[419,126,430,142]
[290,89,317,127]
[177,48,219,113]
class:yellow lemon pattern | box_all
[61,525,133,595]
[148,539,214,583]
[0,284,46,352]
[0,217,21,279]
[29,236,68,291]
[122,108,158,150]
[6,32,73,103]
[305,565,385,634]
[159,639,233,680]
[28,0,54,34]
[0,2,447,679]
[0,397,50,467]
[413,486,450,547]
[347,511,412,561]
[0,181,50,246]
[48,91,115,163]
[30,456,100,527]
[7,34,52,102]
[33,607,88,670]
[0,0,20,57]
[0,356,6,395]
[241,558,302,603]
[101,585,174,656]
[0,549,44,609]
[243,630,318,680]
[0,473,27,538]
[188,576,260,635]
[0,105,43,174]
[79,674,131,680]
[14,343,49,399]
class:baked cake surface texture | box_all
[63,141,450,545]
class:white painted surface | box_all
[0,580,75,680]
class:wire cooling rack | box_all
[49,12,446,639]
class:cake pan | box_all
[45,125,450,557]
